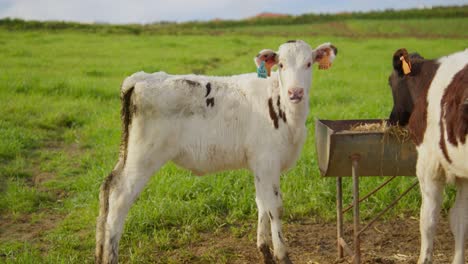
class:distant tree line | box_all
[0,5,466,33]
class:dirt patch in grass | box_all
[0,210,64,243]
[176,217,464,264]
[18,140,83,188]
[0,141,82,246]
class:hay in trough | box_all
[348,120,411,142]
[349,120,388,132]
[386,124,411,142]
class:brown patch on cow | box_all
[441,64,468,146]
[439,120,453,163]
[277,96,287,123]
[268,97,279,129]
[408,99,428,146]
[407,60,441,145]
[206,97,215,107]
[205,83,212,97]
[120,86,135,165]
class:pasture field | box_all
[0,17,467,263]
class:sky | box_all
[0,0,467,24]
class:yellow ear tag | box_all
[400,56,411,75]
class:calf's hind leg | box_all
[417,153,444,264]
[450,178,468,264]
[95,143,169,264]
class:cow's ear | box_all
[393,48,412,76]
[254,49,278,77]
[313,43,337,70]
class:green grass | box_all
[0,19,465,262]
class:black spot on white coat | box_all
[273,185,279,197]
[206,97,215,107]
[182,79,199,86]
[205,83,212,97]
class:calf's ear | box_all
[254,49,278,77]
[393,48,412,76]
[313,43,337,70]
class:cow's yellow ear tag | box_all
[400,56,411,75]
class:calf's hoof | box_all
[418,257,432,264]
[277,254,293,264]
[259,244,275,264]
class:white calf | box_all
[95,40,338,264]
[388,48,468,264]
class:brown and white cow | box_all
[388,48,468,264]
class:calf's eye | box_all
[307,62,311,68]
[279,63,284,69]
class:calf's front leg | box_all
[253,161,292,264]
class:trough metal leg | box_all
[352,158,361,264]
[336,176,344,258]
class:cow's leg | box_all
[255,176,274,264]
[253,161,291,264]
[417,151,444,264]
[95,133,170,264]
[450,178,468,264]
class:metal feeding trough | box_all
[315,119,419,264]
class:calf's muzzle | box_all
[288,88,304,104]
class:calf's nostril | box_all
[288,88,305,100]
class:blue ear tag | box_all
[257,61,268,79]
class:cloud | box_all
[0,0,466,23]
[0,0,275,23]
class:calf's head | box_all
[388,48,427,126]
[255,40,337,104]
